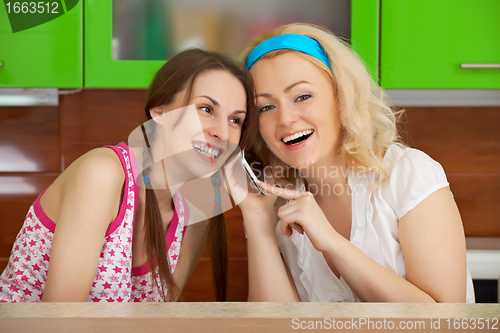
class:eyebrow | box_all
[197,95,246,115]
[257,80,310,98]
[284,80,310,93]
[199,95,219,106]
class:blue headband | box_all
[245,34,331,70]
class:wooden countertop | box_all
[1,303,499,332]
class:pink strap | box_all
[33,189,55,233]
[130,194,189,277]
[103,143,138,237]
[165,193,189,249]
[33,143,137,236]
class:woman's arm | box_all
[399,187,467,302]
[42,149,125,302]
[224,158,299,301]
[260,182,467,303]
[325,187,466,302]
[243,208,300,302]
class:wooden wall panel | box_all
[182,258,248,302]
[0,259,7,274]
[194,207,247,260]
[224,206,247,258]
[448,175,500,237]
[0,107,60,172]
[399,106,500,238]
[60,89,147,168]
[398,107,500,173]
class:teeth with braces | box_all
[282,129,314,143]
[193,143,220,158]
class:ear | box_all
[149,105,165,123]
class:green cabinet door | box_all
[84,0,165,88]
[351,0,380,83]
[0,0,82,88]
[381,0,500,89]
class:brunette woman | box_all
[0,49,257,302]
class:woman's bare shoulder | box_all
[41,147,126,222]
[62,147,125,186]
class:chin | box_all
[199,171,217,179]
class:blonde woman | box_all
[238,23,474,303]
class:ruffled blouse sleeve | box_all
[384,146,450,220]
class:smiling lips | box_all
[281,129,314,146]
[192,141,224,162]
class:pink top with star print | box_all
[0,142,189,302]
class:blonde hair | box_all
[240,23,405,188]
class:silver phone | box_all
[241,150,266,196]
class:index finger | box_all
[258,181,307,200]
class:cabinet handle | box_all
[461,64,500,69]
[0,62,2,67]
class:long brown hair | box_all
[143,49,257,301]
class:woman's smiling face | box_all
[188,69,247,163]
[149,69,247,182]
[250,51,341,169]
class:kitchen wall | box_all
[0,90,499,301]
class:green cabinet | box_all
[85,0,352,88]
[84,0,165,88]
[8,0,496,90]
[351,0,380,83]
[0,0,82,88]
[381,0,500,89]
[3,0,355,89]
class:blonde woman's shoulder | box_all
[383,144,439,172]
[382,144,449,219]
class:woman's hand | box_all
[258,181,340,253]
[224,167,300,301]
[223,153,277,217]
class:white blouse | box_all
[276,145,475,303]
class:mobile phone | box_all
[241,150,266,196]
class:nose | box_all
[205,117,230,142]
[276,101,298,127]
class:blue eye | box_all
[259,105,275,113]
[296,94,311,102]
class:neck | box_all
[300,153,349,203]
[153,186,175,210]
[130,144,184,197]
[137,180,175,233]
